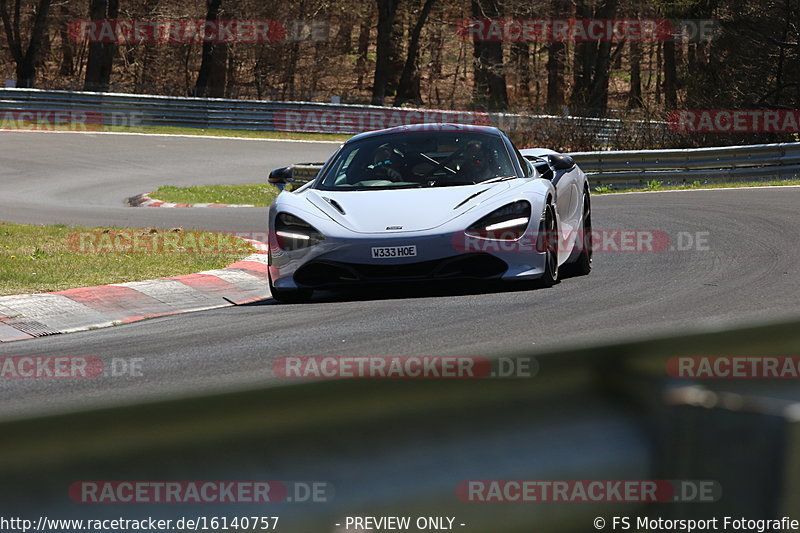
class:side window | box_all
[327,147,359,185]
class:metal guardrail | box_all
[572,143,800,185]
[3,315,800,531]
[0,88,651,145]
[288,142,800,188]
[291,163,326,183]
[2,88,796,187]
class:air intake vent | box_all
[454,189,488,210]
[322,197,346,215]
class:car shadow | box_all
[232,266,599,307]
[243,278,561,306]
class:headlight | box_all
[275,212,325,251]
[466,201,531,240]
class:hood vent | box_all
[453,188,489,210]
[322,196,346,215]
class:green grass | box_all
[0,223,253,296]
[153,178,800,207]
[594,179,800,194]
[151,184,281,206]
[644,179,664,191]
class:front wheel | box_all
[535,203,559,288]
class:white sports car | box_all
[267,123,592,302]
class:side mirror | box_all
[533,161,553,180]
[548,154,575,171]
[268,166,294,191]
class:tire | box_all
[268,270,313,303]
[563,189,592,277]
[535,203,559,288]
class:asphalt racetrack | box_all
[1,131,799,420]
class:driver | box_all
[456,140,494,181]
[366,143,404,181]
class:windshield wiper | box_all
[427,176,517,188]
[428,181,477,187]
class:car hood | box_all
[302,182,514,233]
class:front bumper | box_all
[269,231,549,290]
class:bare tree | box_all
[587,0,619,113]
[355,3,373,90]
[394,0,436,106]
[472,0,508,110]
[628,40,642,108]
[510,41,530,100]
[662,38,677,109]
[546,0,568,113]
[0,0,53,87]
[335,14,354,54]
[83,0,119,92]
[371,0,401,105]
[194,0,228,98]
[570,0,593,110]
[57,4,74,77]
[569,0,618,115]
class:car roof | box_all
[345,123,505,144]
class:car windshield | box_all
[315,131,517,191]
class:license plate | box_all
[371,245,417,259]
